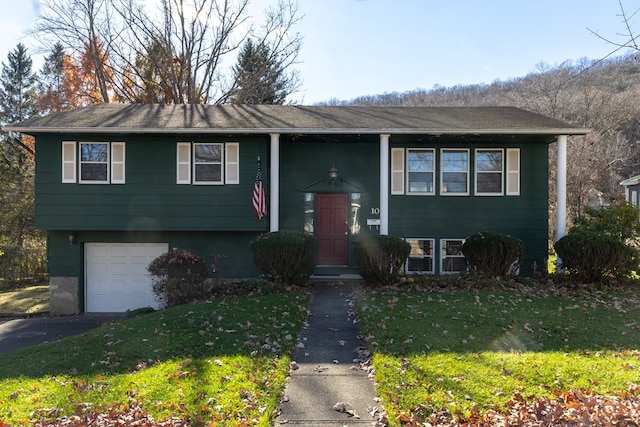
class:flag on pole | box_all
[252,158,267,219]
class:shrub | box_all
[554,230,636,284]
[147,249,208,308]
[461,232,524,278]
[250,231,318,287]
[355,235,410,286]
[573,201,640,244]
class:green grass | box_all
[0,285,49,313]
[355,284,640,424]
[0,291,309,426]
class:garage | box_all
[85,243,168,312]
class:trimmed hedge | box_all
[461,232,524,278]
[554,230,636,283]
[250,231,318,287]
[355,235,410,286]
[147,249,208,308]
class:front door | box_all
[316,193,349,265]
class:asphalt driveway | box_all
[0,314,125,354]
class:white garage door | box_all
[85,243,168,312]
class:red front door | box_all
[316,193,349,265]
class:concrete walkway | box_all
[276,282,382,426]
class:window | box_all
[441,149,469,195]
[62,141,125,184]
[476,149,503,195]
[405,239,435,274]
[407,149,435,194]
[80,143,109,182]
[441,239,466,274]
[194,143,223,184]
[176,142,239,185]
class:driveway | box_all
[0,314,125,354]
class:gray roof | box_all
[621,175,640,186]
[3,104,589,135]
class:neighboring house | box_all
[621,175,640,214]
[4,104,587,314]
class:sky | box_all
[0,0,634,104]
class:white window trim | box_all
[405,238,435,274]
[440,238,467,274]
[390,147,405,195]
[62,141,76,183]
[193,142,224,185]
[407,148,435,195]
[79,142,110,184]
[440,149,469,196]
[177,142,240,185]
[111,142,126,184]
[475,148,504,196]
[506,148,520,196]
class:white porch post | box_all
[556,135,567,241]
[270,133,280,232]
[380,134,390,235]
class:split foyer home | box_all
[4,104,588,314]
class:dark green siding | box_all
[48,229,261,310]
[389,137,550,273]
[279,136,381,269]
[35,134,269,232]
[38,132,553,278]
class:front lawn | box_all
[0,292,309,426]
[355,282,640,425]
[0,285,49,314]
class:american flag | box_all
[252,158,267,219]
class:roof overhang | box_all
[3,126,589,135]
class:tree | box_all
[34,0,302,104]
[228,39,289,104]
[37,42,66,113]
[0,44,39,246]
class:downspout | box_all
[380,134,390,235]
[556,135,567,269]
[270,133,280,232]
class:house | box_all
[4,104,588,314]
[621,175,640,215]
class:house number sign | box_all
[367,207,380,230]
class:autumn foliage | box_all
[147,249,208,308]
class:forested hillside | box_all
[324,54,640,235]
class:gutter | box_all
[2,126,590,136]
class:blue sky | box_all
[0,0,633,104]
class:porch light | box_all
[68,232,76,245]
[328,165,339,181]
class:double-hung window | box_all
[405,238,435,274]
[441,239,466,273]
[407,149,435,194]
[176,142,239,185]
[441,149,469,195]
[62,141,125,184]
[475,149,503,195]
[194,143,223,184]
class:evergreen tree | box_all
[229,39,288,104]
[0,43,38,123]
[0,43,39,246]
[37,42,66,113]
